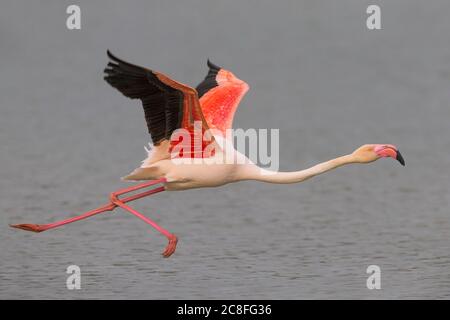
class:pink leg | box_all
[110,187,178,258]
[10,178,177,257]
[9,202,117,233]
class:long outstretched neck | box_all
[242,154,358,184]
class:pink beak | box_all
[375,145,405,166]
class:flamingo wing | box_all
[104,50,214,159]
[195,60,250,136]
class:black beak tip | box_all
[396,150,405,166]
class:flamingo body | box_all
[10,51,405,258]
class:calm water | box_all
[1,0,449,299]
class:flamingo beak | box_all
[375,145,406,166]
[396,150,405,166]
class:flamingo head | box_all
[352,144,405,166]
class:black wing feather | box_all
[103,50,183,144]
[195,59,221,98]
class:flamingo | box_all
[10,51,405,258]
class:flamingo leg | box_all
[10,179,177,257]
[10,203,117,233]
[109,185,178,258]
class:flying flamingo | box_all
[10,51,405,257]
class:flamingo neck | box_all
[241,154,357,184]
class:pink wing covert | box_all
[196,61,249,137]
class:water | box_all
[1,0,449,299]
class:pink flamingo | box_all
[10,51,405,257]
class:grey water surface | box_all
[1,0,449,299]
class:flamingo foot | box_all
[162,234,178,258]
[10,223,47,233]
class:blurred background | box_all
[0,0,449,299]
